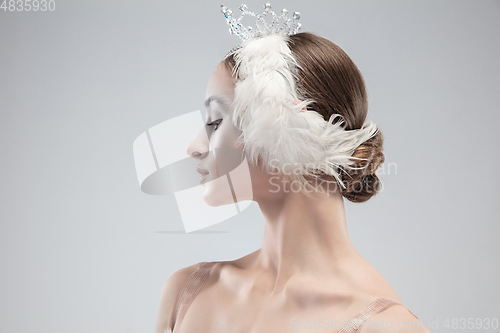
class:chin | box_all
[201,177,237,207]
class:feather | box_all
[231,33,379,195]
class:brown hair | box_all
[222,32,385,203]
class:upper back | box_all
[165,261,423,333]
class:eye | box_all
[206,119,223,131]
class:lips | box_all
[196,166,209,183]
[196,166,209,176]
[197,166,209,183]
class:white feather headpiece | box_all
[222,3,379,194]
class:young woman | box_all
[155,5,430,333]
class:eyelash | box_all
[206,119,223,131]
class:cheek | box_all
[209,126,246,177]
[211,122,242,149]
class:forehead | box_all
[205,64,235,101]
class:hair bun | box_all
[341,128,385,203]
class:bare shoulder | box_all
[359,304,431,333]
[155,262,203,333]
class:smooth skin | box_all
[155,64,431,333]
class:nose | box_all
[186,126,209,159]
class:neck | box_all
[252,181,363,291]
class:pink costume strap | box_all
[171,261,216,333]
[334,297,419,333]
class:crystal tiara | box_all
[220,2,302,41]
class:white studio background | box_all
[1,1,499,332]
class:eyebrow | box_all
[204,95,230,108]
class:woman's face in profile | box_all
[186,64,261,206]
